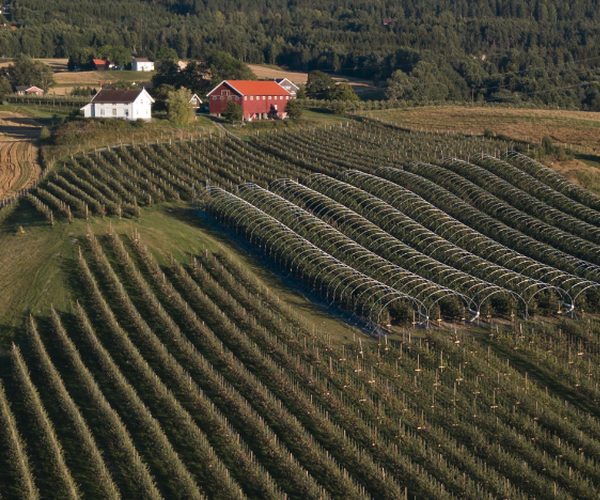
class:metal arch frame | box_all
[372,165,600,281]
[437,157,600,246]
[324,169,600,307]
[203,169,600,320]
[505,151,600,219]
[304,173,397,224]
[239,181,470,312]
[231,184,440,316]
[308,181,490,287]
[272,177,507,310]
[398,159,571,250]
[203,186,422,324]
[472,154,588,218]
[505,151,569,187]
[304,174,592,296]
[373,295,429,326]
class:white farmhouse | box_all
[132,58,155,72]
[80,89,154,121]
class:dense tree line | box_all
[2,0,600,108]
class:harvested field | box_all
[49,70,154,95]
[0,112,42,200]
[248,64,308,84]
[361,106,600,152]
[0,58,69,72]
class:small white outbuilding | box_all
[80,88,154,121]
[132,58,155,71]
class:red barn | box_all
[207,80,293,121]
[93,59,108,71]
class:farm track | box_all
[0,112,42,201]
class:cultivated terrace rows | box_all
[3,227,600,499]
[4,121,600,498]
[21,121,600,321]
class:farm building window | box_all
[250,96,253,100]
[221,90,230,96]
[235,96,239,100]
[244,96,247,100]
[262,96,265,100]
[100,109,105,115]
[212,96,217,100]
[112,109,117,116]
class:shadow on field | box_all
[166,205,370,339]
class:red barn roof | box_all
[207,80,291,97]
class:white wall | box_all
[133,61,155,71]
[81,100,151,120]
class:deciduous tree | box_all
[167,87,195,125]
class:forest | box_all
[1,0,600,107]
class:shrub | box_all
[331,102,346,115]
[285,99,302,121]
[223,101,243,123]
[40,127,51,140]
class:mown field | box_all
[359,107,600,152]
[3,118,600,499]
[361,106,600,192]
[0,111,42,201]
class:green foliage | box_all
[306,71,336,99]
[331,102,346,114]
[69,86,96,96]
[151,83,175,111]
[295,86,307,100]
[284,99,302,121]
[39,127,51,140]
[156,47,179,64]
[97,45,132,67]
[541,135,555,155]
[7,54,55,92]
[329,83,359,102]
[207,51,257,85]
[0,75,13,100]
[0,0,600,108]
[223,100,243,123]
[166,87,195,125]
[7,120,600,500]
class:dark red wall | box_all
[209,82,292,119]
